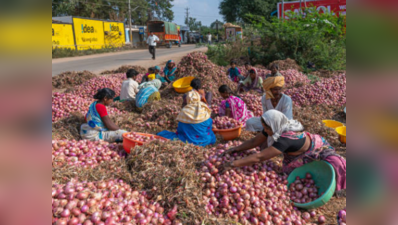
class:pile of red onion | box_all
[52,92,125,123]
[281,70,311,89]
[125,132,166,144]
[52,140,121,168]
[52,92,92,122]
[52,179,178,225]
[200,142,310,225]
[72,74,125,98]
[211,98,223,115]
[338,208,346,225]
[213,117,242,130]
[240,94,263,117]
[289,174,321,204]
[285,74,346,107]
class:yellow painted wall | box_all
[73,18,105,50]
[103,22,125,47]
[52,23,75,50]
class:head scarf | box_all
[154,66,161,71]
[177,90,211,124]
[261,110,304,147]
[163,60,177,77]
[249,68,259,89]
[263,76,285,100]
[166,60,175,68]
[139,79,161,90]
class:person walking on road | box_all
[147,32,159,60]
[207,32,212,45]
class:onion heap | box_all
[72,74,125,98]
[201,142,309,225]
[52,180,174,225]
[52,92,125,123]
[240,94,263,117]
[213,117,242,130]
[52,93,92,123]
[281,70,311,89]
[338,208,346,225]
[52,140,121,168]
[285,74,346,107]
[125,132,166,144]
[289,173,320,204]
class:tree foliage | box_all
[219,0,279,23]
[52,0,174,24]
[186,17,202,31]
[247,8,346,70]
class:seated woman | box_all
[153,66,163,80]
[161,60,177,84]
[135,79,162,111]
[81,88,128,142]
[182,78,212,108]
[158,90,216,147]
[226,61,245,83]
[238,68,263,93]
[220,110,346,192]
[218,85,254,126]
[246,76,293,132]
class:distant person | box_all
[226,60,245,82]
[238,69,263,94]
[200,34,204,43]
[266,64,283,78]
[81,88,128,142]
[119,69,140,101]
[207,32,212,45]
[147,31,159,60]
[161,60,177,84]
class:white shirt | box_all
[261,94,293,120]
[207,34,212,41]
[120,78,139,101]
[147,35,160,46]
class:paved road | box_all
[52,45,205,76]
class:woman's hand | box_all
[219,161,235,174]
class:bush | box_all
[247,8,346,71]
[206,40,250,66]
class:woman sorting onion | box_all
[218,85,254,126]
[246,76,293,132]
[237,69,263,93]
[157,84,216,147]
[161,60,177,84]
[135,79,162,111]
[81,88,128,142]
[220,110,346,192]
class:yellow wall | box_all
[73,18,105,50]
[103,22,125,47]
[52,23,75,50]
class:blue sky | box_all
[171,0,224,26]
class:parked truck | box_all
[147,20,180,48]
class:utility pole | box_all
[185,7,189,25]
[128,0,133,45]
[216,19,219,41]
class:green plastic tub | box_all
[287,161,336,209]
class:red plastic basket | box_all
[212,126,242,141]
[122,132,168,154]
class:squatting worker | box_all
[266,64,282,78]
[135,79,162,111]
[182,78,213,108]
[161,60,178,84]
[238,68,263,93]
[81,88,128,142]
[147,31,159,60]
[246,76,293,132]
[119,69,140,101]
[158,88,216,147]
[220,110,347,193]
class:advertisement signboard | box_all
[278,0,346,19]
[73,18,105,50]
[103,22,125,47]
[226,28,236,40]
[52,23,75,49]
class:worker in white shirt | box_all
[120,69,140,101]
[207,32,212,45]
[147,31,160,60]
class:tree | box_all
[186,17,202,31]
[219,0,279,23]
[52,0,174,24]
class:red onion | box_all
[318,215,326,224]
